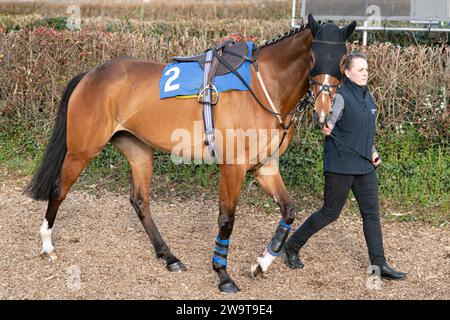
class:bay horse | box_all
[26,14,356,293]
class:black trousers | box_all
[286,171,387,266]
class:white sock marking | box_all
[40,219,54,253]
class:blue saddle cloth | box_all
[160,42,253,99]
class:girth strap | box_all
[201,50,219,161]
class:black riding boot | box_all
[282,242,304,269]
[379,265,407,280]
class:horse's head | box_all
[308,14,356,124]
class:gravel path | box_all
[1,173,449,300]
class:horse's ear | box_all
[308,13,320,38]
[310,51,316,70]
[342,21,357,39]
[339,54,348,75]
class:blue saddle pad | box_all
[160,42,253,99]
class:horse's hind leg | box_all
[40,154,95,261]
[111,132,186,272]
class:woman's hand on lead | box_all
[322,123,333,136]
[372,152,381,167]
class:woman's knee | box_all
[319,206,341,223]
[360,207,380,221]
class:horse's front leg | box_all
[250,161,295,277]
[213,164,247,293]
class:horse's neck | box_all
[258,31,312,117]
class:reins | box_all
[211,42,315,172]
[211,47,306,129]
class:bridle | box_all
[308,39,347,107]
[309,78,340,106]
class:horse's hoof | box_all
[250,263,264,279]
[41,250,58,262]
[167,261,187,273]
[219,281,240,294]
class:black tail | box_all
[25,72,87,201]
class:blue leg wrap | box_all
[213,236,230,270]
[266,219,291,257]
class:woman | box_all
[283,52,406,280]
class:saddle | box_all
[171,40,251,162]
[172,40,249,77]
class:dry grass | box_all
[0,0,291,21]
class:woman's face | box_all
[344,57,368,86]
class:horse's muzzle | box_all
[313,110,330,126]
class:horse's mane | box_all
[259,24,309,49]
